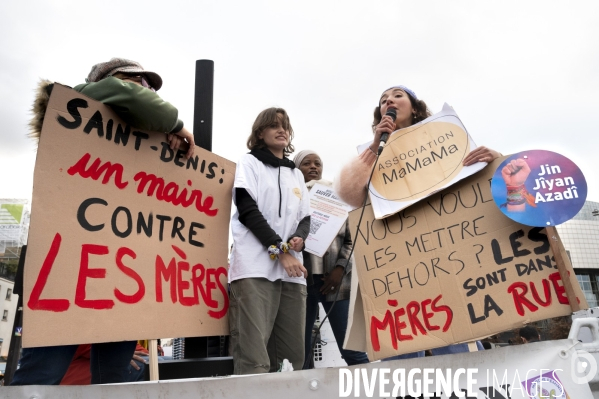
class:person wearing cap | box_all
[335,86,500,207]
[12,58,194,386]
[293,150,369,369]
[30,57,194,158]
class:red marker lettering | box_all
[114,247,145,304]
[28,233,70,312]
[75,244,114,309]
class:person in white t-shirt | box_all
[228,107,311,374]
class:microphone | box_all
[377,109,397,155]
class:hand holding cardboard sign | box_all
[463,146,501,166]
[168,126,195,158]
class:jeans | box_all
[127,358,146,382]
[304,275,369,368]
[11,341,137,385]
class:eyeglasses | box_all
[140,77,156,92]
[113,73,155,92]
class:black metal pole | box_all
[193,60,214,152]
[185,60,215,359]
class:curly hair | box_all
[246,107,295,156]
[371,92,431,132]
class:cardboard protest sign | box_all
[361,104,486,219]
[23,84,235,347]
[344,260,368,352]
[346,157,586,360]
[305,183,353,257]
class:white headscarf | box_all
[293,149,320,168]
[293,150,331,190]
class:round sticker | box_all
[523,371,568,399]
[491,150,587,226]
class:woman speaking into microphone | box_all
[334,85,498,358]
[335,85,500,208]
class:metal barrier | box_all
[2,329,597,398]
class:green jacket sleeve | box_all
[73,77,184,133]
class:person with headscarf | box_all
[294,149,369,368]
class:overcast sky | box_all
[1,0,598,208]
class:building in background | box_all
[0,199,28,260]
[0,199,28,361]
[0,278,17,358]
[556,200,599,306]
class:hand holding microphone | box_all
[377,109,397,155]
